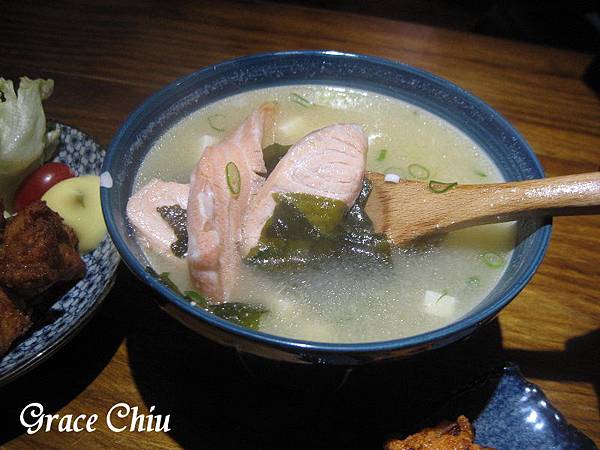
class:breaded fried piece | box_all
[385,415,494,450]
[0,201,85,298]
[0,287,32,356]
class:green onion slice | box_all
[384,166,403,175]
[482,252,505,268]
[290,93,312,108]
[225,161,241,196]
[377,149,388,161]
[408,163,430,180]
[428,180,458,193]
[466,276,480,287]
[208,114,226,132]
[435,289,449,304]
[474,169,488,177]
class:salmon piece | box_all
[187,103,274,302]
[241,123,367,254]
[127,179,189,257]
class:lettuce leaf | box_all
[0,77,60,203]
[0,77,60,173]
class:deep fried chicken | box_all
[0,286,31,356]
[0,201,85,298]
[0,200,5,234]
[385,415,494,450]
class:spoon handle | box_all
[367,172,600,245]
[453,172,600,222]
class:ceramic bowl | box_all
[101,51,551,365]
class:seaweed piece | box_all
[156,205,188,258]
[343,177,375,229]
[183,290,211,309]
[145,267,267,330]
[209,302,267,330]
[338,178,391,261]
[274,192,348,235]
[187,289,266,329]
[246,178,392,270]
[338,226,391,261]
[262,143,291,175]
[146,266,184,295]
[245,192,347,270]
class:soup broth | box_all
[135,85,516,343]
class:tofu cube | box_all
[199,134,218,150]
[423,290,457,318]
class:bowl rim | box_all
[101,50,551,354]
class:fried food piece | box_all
[0,201,85,298]
[0,200,5,234]
[0,287,31,356]
[385,415,494,450]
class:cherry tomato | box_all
[14,163,75,211]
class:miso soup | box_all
[133,85,516,343]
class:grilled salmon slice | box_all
[241,123,367,255]
[187,103,274,302]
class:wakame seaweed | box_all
[157,205,188,258]
[245,178,392,270]
[338,179,392,260]
[145,267,267,330]
[262,142,291,175]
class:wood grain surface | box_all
[1,1,599,448]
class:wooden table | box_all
[1,1,598,448]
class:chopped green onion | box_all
[408,163,430,180]
[377,149,388,161]
[482,252,505,268]
[474,169,488,177]
[208,114,226,132]
[466,276,480,287]
[384,166,403,175]
[435,289,449,304]
[429,180,458,193]
[290,92,312,108]
[225,161,241,196]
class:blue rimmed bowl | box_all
[101,51,551,365]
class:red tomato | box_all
[14,163,75,211]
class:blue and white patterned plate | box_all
[432,364,598,449]
[0,123,119,386]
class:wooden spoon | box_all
[365,171,600,246]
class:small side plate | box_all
[429,364,598,449]
[0,123,120,386]
[473,364,597,449]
